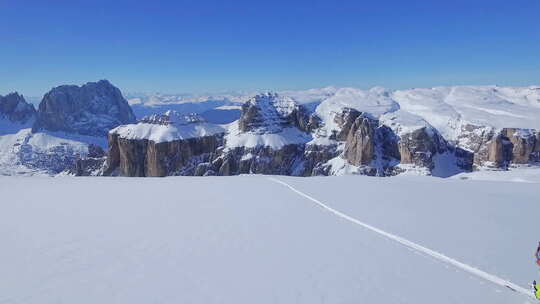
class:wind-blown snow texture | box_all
[0,175,537,303]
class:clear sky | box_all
[1,0,539,97]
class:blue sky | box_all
[1,0,539,97]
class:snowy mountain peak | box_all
[33,80,136,137]
[239,93,301,134]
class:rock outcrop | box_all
[68,144,107,176]
[105,93,473,178]
[503,129,538,164]
[0,93,36,123]
[88,85,540,178]
[104,111,225,177]
[456,125,540,169]
[33,80,136,136]
[105,94,334,177]
[238,93,317,133]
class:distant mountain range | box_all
[1,81,539,177]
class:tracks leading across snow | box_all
[268,177,536,300]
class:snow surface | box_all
[269,177,534,298]
[0,125,106,176]
[0,175,537,303]
[453,166,540,183]
[111,122,226,143]
[224,122,312,150]
[394,86,540,140]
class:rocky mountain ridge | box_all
[33,80,136,136]
[0,80,133,175]
[1,83,539,177]
[104,87,540,177]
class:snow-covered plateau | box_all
[105,85,540,178]
[0,174,538,303]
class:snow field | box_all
[0,175,537,303]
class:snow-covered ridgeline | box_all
[123,85,540,146]
[2,83,539,177]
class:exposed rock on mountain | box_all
[106,92,468,177]
[343,114,376,166]
[33,80,136,136]
[473,128,539,169]
[3,83,540,177]
[105,94,329,177]
[107,86,540,178]
[0,93,36,124]
[238,93,316,133]
[68,144,107,176]
[0,81,131,175]
[105,111,225,176]
[503,129,538,164]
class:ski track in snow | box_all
[267,177,536,301]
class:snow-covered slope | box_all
[0,175,536,303]
[125,85,540,149]
[0,128,106,176]
[394,86,540,141]
[224,123,311,150]
[130,85,540,144]
[0,93,102,176]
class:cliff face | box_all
[97,86,540,178]
[105,95,337,177]
[480,128,539,168]
[104,111,225,177]
[105,133,223,177]
[33,80,136,136]
[238,93,317,133]
[104,94,472,178]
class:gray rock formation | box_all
[398,128,446,168]
[33,80,135,136]
[99,89,540,178]
[502,129,538,164]
[333,107,362,141]
[238,93,317,133]
[0,93,36,123]
[104,93,334,177]
[104,124,224,177]
[457,126,539,169]
[68,144,107,176]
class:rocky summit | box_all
[0,93,36,124]
[0,80,133,175]
[33,80,136,137]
